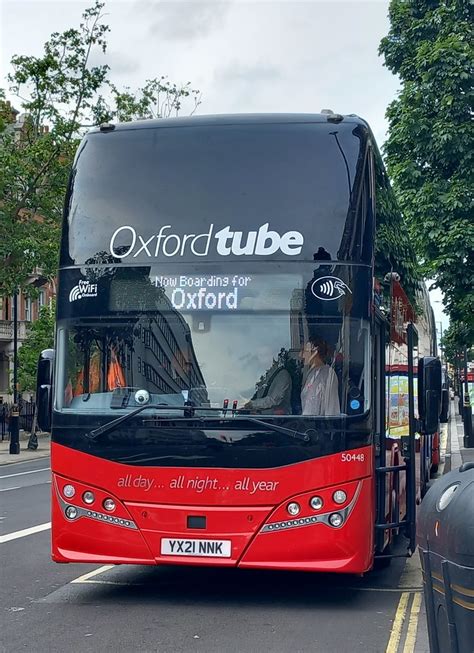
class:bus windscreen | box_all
[56,265,371,418]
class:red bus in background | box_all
[37,114,441,573]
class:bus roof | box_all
[89,112,370,134]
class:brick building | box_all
[0,281,56,402]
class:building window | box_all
[39,291,46,308]
[24,296,31,321]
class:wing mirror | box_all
[418,356,441,435]
[36,349,54,432]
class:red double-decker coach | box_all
[37,113,441,572]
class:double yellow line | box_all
[385,421,449,652]
[385,591,422,653]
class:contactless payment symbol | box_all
[311,276,352,301]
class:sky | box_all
[0,0,449,337]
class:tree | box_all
[0,1,200,297]
[441,322,473,366]
[0,2,109,296]
[379,0,474,348]
[17,301,55,393]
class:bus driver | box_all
[301,336,340,416]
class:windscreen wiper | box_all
[231,417,311,442]
[85,405,312,442]
[143,415,312,442]
[85,404,153,440]
[85,404,242,440]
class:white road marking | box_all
[70,565,115,584]
[0,522,51,544]
[71,578,132,586]
[0,467,50,479]
[0,487,21,492]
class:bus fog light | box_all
[82,491,95,505]
[65,506,78,520]
[333,490,347,504]
[287,502,301,516]
[103,498,116,512]
[63,484,75,499]
[329,512,344,528]
[310,496,323,510]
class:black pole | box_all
[463,347,473,447]
[9,292,20,454]
[463,348,470,399]
[406,323,417,552]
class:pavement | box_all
[0,430,51,465]
[446,398,474,471]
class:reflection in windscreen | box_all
[187,314,294,406]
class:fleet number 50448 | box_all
[341,453,365,462]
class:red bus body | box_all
[52,443,374,572]
[45,114,440,573]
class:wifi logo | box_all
[69,286,82,302]
[68,280,98,302]
[311,276,352,301]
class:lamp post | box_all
[9,292,20,454]
[436,321,444,363]
[27,276,48,450]
[463,347,473,447]
[457,350,463,413]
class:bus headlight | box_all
[333,490,347,504]
[82,491,95,505]
[63,484,76,499]
[103,498,116,512]
[329,512,344,528]
[287,502,301,516]
[65,506,78,520]
[310,496,324,510]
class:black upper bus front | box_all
[54,114,376,468]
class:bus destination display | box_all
[154,274,253,311]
